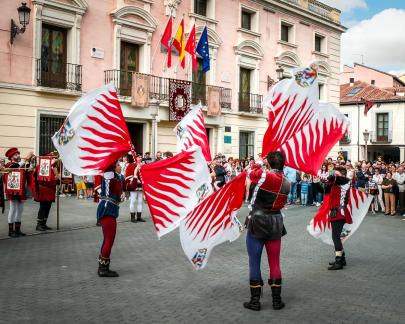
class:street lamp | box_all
[10,2,31,44]
[150,99,160,161]
[363,129,370,161]
[276,65,284,81]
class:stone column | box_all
[149,99,160,160]
[217,125,224,155]
[400,147,405,163]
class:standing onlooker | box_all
[372,168,385,213]
[381,172,397,216]
[142,152,153,164]
[119,155,129,177]
[300,175,310,206]
[393,167,405,214]
[155,151,163,161]
[284,166,297,205]
[74,174,85,199]
[85,175,94,199]
[355,164,368,192]
[366,169,378,214]
[318,164,329,206]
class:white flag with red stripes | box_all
[174,104,212,162]
[307,188,373,245]
[140,146,213,238]
[262,64,349,175]
[52,83,133,175]
[180,172,246,270]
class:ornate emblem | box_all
[7,171,21,189]
[295,63,318,87]
[56,118,75,146]
[191,248,207,269]
[196,183,211,203]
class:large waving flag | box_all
[174,104,212,161]
[307,188,373,245]
[196,26,210,72]
[180,172,246,270]
[140,146,212,237]
[52,83,132,175]
[262,64,349,175]
[172,18,185,68]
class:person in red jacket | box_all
[325,166,352,270]
[32,154,59,231]
[4,148,34,237]
[125,154,145,223]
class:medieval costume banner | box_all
[131,74,150,108]
[169,79,191,121]
[37,157,54,182]
[5,170,25,196]
[207,87,221,116]
[61,163,73,185]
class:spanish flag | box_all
[173,18,185,68]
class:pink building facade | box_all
[0,0,345,159]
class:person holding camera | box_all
[382,171,397,216]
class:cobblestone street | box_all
[0,201,404,324]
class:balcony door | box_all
[239,131,254,160]
[239,68,251,112]
[192,58,206,105]
[120,42,139,96]
[40,24,67,89]
[376,113,389,142]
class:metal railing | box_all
[36,59,82,91]
[104,69,232,109]
[370,130,393,143]
[239,92,263,114]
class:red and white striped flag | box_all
[307,188,373,245]
[174,105,212,162]
[140,146,213,238]
[52,83,133,175]
[180,172,246,270]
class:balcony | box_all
[36,59,82,91]
[279,0,341,24]
[104,70,232,109]
[370,130,393,144]
[239,92,263,114]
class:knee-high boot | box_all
[8,223,18,238]
[243,280,263,311]
[269,278,285,310]
[14,222,26,236]
[97,255,119,277]
[130,213,137,223]
[136,212,145,222]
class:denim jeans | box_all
[288,182,297,203]
[316,192,324,203]
[301,193,308,205]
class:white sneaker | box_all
[79,195,84,199]
[316,202,320,207]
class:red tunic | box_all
[327,176,352,224]
[124,163,142,191]
[32,165,57,202]
[4,161,28,201]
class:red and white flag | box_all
[307,188,373,245]
[161,16,173,68]
[262,64,349,175]
[180,172,246,270]
[174,104,212,162]
[185,24,197,71]
[140,146,213,238]
[52,83,133,175]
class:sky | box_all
[320,0,405,76]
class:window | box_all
[280,22,293,43]
[241,10,252,30]
[40,24,67,89]
[347,86,362,97]
[349,77,354,83]
[239,131,254,160]
[39,115,66,156]
[239,68,251,112]
[318,83,325,101]
[371,80,375,85]
[120,42,139,96]
[340,114,350,144]
[194,0,207,16]
[376,113,389,141]
[314,34,325,52]
[192,58,207,105]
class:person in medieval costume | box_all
[325,166,352,270]
[125,154,145,223]
[4,148,34,237]
[32,153,59,231]
[96,161,124,277]
[243,151,290,311]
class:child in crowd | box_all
[300,175,310,206]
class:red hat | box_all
[5,147,20,160]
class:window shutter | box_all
[371,111,377,142]
[388,111,393,142]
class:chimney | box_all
[349,77,354,86]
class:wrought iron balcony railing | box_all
[36,59,82,91]
[239,92,263,114]
[104,70,232,109]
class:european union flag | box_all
[196,26,210,72]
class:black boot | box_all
[136,212,146,222]
[243,280,262,311]
[328,256,344,270]
[14,222,26,236]
[8,223,18,238]
[97,255,119,277]
[43,218,52,230]
[130,213,137,223]
[269,278,285,310]
[329,251,346,266]
[36,220,47,231]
